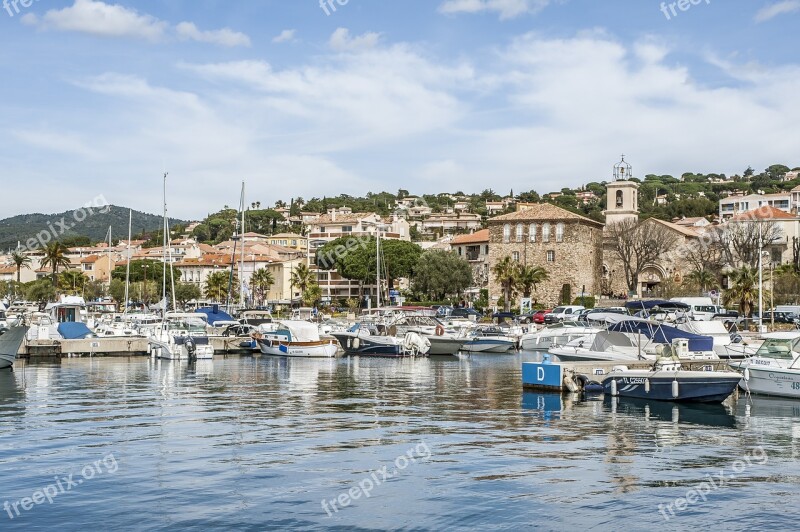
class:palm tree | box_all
[10,251,31,283]
[205,271,230,302]
[40,242,71,287]
[492,256,518,312]
[724,267,764,317]
[515,265,549,301]
[251,268,275,306]
[58,270,88,294]
[687,269,717,294]
[290,263,315,300]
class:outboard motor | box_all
[185,337,197,361]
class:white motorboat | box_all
[520,322,602,352]
[462,326,516,353]
[729,332,800,398]
[149,313,215,361]
[254,320,338,358]
[677,320,757,360]
[0,327,28,370]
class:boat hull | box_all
[739,366,800,398]
[462,339,515,353]
[331,332,407,357]
[426,337,466,355]
[257,338,338,358]
[602,371,741,403]
[0,327,29,370]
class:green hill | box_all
[0,206,187,251]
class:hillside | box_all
[0,206,187,251]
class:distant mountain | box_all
[0,206,187,251]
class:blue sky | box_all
[1,0,799,220]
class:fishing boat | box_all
[0,326,28,370]
[601,358,742,403]
[461,326,516,353]
[254,320,338,358]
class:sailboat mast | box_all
[376,227,381,308]
[240,182,246,308]
[123,209,132,316]
[161,172,168,307]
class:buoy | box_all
[645,378,650,393]
[672,380,680,399]
[435,325,445,336]
[610,379,618,396]
[744,368,751,382]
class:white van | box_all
[544,305,586,324]
[670,297,721,321]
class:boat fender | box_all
[610,379,618,396]
[435,325,445,336]
[146,343,152,355]
[564,375,580,393]
[352,338,360,350]
[672,380,680,399]
[743,368,750,382]
[584,381,604,393]
[644,378,650,394]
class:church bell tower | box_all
[604,155,640,226]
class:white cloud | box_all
[27,0,167,41]
[754,0,800,22]
[272,29,296,44]
[328,28,380,52]
[439,0,552,19]
[175,22,250,47]
[23,0,251,47]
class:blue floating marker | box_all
[522,361,563,391]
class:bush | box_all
[572,297,596,309]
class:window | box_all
[512,251,520,262]
[616,190,624,208]
[319,227,326,233]
[529,224,537,242]
[516,224,524,242]
[547,250,555,262]
[342,226,353,233]
[503,224,511,243]
[556,223,565,243]
[485,245,489,255]
[542,223,551,243]
[458,247,462,255]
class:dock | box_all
[18,336,259,359]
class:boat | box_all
[461,326,516,353]
[520,321,603,352]
[254,320,338,358]
[551,319,718,362]
[331,325,430,357]
[729,332,800,398]
[149,313,215,361]
[600,358,742,403]
[730,332,800,371]
[381,313,466,355]
[677,320,757,360]
[0,326,29,370]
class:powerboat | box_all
[677,320,757,360]
[461,326,516,353]
[520,322,602,352]
[730,332,800,398]
[331,325,430,357]
[600,358,742,403]
[0,327,28,370]
[254,320,338,358]
[149,313,215,361]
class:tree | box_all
[411,250,472,301]
[289,263,315,299]
[722,220,781,269]
[174,283,201,309]
[684,228,726,287]
[40,242,71,287]
[492,256,518,312]
[111,260,181,284]
[205,271,231,302]
[251,268,275,306]
[58,270,88,294]
[26,279,56,304]
[606,219,680,294]
[724,267,763,317]
[109,278,126,305]
[302,282,322,307]
[687,269,717,294]
[10,251,31,283]
[515,265,549,301]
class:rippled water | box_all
[1,353,799,531]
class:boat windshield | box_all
[754,338,800,360]
[167,318,208,333]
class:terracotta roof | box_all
[0,266,16,274]
[81,255,100,264]
[451,229,490,245]
[648,218,700,238]
[674,217,706,225]
[730,206,798,222]
[490,203,603,227]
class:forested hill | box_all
[0,206,186,251]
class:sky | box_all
[1,0,799,221]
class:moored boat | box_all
[462,326,516,353]
[0,327,28,370]
[254,320,338,358]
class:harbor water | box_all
[1,353,799,530]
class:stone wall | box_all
[487,221,604,308]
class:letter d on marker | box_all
[537,367,545,381]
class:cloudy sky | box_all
[1,0,799,220]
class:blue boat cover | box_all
[57,322,94,340]
[607,320,714,352]
[624,300,690,311]
[195,307,236,326]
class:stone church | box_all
[487,157,700,307]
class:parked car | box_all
[519,309,550,324]
[757,311,797,324]
[451,308,483,320]
[544,305,586,324]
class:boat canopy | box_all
[57,322,93,340]
[278,320,322,342]
[608,319,713,352]
[195,306,236,327]
[625,300,690,311]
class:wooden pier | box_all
[18,336,259,359]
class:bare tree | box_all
[684,227,726,284]
[721,220,780,269]
[607,219,680,294]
